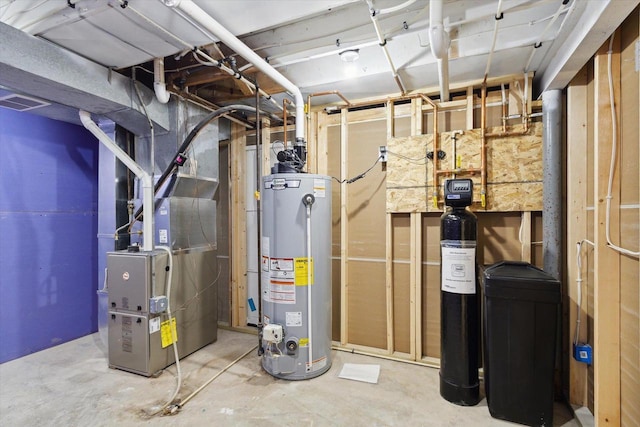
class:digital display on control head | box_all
[451,181,470,192]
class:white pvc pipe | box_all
[153,58,171,104]
[79,110,155,252]
[376,0,417,15]
[168,0,305,141]
[429,0,450,101]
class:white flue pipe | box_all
[168,0,305,141]
[79,110,155,252]
[429,0,450,101]
[153,58,171,104]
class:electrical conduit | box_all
[79,110,155,251]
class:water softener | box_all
[439,178,480,405]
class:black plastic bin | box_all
[482,261,561,427]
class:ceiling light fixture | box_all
[339,49,360,63]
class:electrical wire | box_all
[386,149,428,164]
[605,32,639,257]
[332,155,382,184]
[574,239,594,346]
[149,245,183,417]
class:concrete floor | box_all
[0,329,578,426]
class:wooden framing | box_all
[340,108,349,346]
[567,65,590,407]
[228,74,544,368]
[593,38,621,426]
[230,122,247,328]
[385,100,395,355]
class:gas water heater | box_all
[260,173,332,380]
[439,178,480,405]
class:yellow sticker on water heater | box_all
[161,317,177,348]
[294,258,314,286]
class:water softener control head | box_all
[444,179,473,208]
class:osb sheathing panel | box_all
[347,260,387,349]
[387,121,543,212]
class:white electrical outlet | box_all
[378,146,387,162]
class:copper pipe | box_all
[432,102,439,208]
[307,90,351,108]
[480,83,487,207]
[436,168,482,176]
[501,84,507,134]
[306,91,351,142]
[283,98,292,148]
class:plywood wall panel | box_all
[423,214,441,262]
[477,212,523,265]
[393,262,411,353]
[422,265,441,358]
[347,260,387,349]
[332,258,341,341]
[328,125,341,257]
[347,120,387,259]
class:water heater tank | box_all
[260,173,332,380]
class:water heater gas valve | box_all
[262,324,284,343]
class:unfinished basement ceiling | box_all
[0,0,638,112]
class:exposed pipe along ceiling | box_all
[0,0,637,420]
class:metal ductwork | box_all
[0,22,170,134]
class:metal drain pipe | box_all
[542,89,562,280]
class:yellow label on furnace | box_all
[294,258,314,286]
[161,317,177,348]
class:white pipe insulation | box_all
[429,0,450,101]
[153,57,171,104]
[166,0,305,142]
[79,110,155,252]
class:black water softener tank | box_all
[439,178,480,406]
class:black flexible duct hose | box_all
[130,104,259,227]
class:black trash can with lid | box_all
[482,261,561,427]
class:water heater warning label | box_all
[313,178,326,198]
[441,246,476,294]
[294,258,314,286]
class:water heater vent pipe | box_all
[79,110,154,251]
